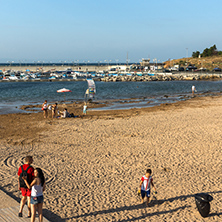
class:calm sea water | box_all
[0,80,222,114]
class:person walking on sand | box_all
[23,167,46,222]
[138,169,157,206]
[51,102,58,118]
[192,85,197,97]
[18,156,34,218]
[42,100,48,118]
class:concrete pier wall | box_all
[0,65,119,72]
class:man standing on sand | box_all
[17,156,34,218]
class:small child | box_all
[83,102,87,115]
[138,169,157,206]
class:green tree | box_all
[209,44,218,56]
[192,51,200,58]
[201,48,210,57]
[201,44,218,57]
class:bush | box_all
[192,44,222,58]
[192,51,200,58]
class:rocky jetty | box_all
[100,72,222,82]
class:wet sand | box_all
[0,96,221,221]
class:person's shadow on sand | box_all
[69,204,189,221]
[66,190,222,221]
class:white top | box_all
[61,110,69,118]
[31,184,43,197]
[141,175,153,191]
[43,103,48,109]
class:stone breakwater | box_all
[101,72,222,82]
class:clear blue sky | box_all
[1,0,222,63]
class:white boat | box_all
[8,74,19,80]
[50,73,62,78]
[20,73,30,80]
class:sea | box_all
[0,80,222,114]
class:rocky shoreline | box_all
[101,72,222,82]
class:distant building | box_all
[140,58,164,71]
[140,58,150,67]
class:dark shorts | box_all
[20,188,31,197]
[31,195,44,205]
[141,189,150,198]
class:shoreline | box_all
[0,92,221,145]
[0,95,221,221]
[1,90,221,116]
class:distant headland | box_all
[165,44,222,71]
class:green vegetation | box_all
[163,44,222,70]
[192,44,222,58]
[164,54,222,70]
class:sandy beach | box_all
[0,96,221,221]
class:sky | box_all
[1,0,222,63]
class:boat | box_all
[50,73,61,78]
[20,73,30,80]
[49,76,57,80]
[8,74,19,80]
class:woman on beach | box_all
[59,108,70,118]
[23,168,46,222]
[42,100,48,118]
[51,103,58,118]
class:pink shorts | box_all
[20,188,31,197]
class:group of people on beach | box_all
[17,155,157,221]
[41,85,197,119]
[18,156,45,222]
[22,85,197,220]
[42,100,57,119]
[42,100,87,119]
[42,100,71,119]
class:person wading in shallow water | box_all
[192,85,197,97]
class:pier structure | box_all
[0,63,137,73]
[0,61,164,73]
